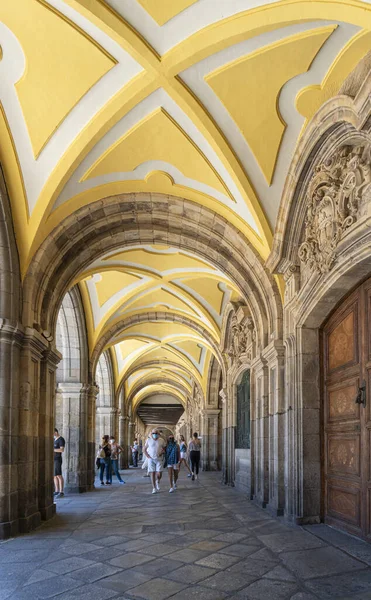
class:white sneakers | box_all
[156,481,160,491]
[173,483,177,490]
[169,487,174,493]
[152,488,157,494]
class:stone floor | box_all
[2,470,371,600]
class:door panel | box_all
[323,278,371,539]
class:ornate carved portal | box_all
[323,276,371,539]
[299,144,371,274]
[225,306,255,364]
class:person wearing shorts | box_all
[179,435,192,477]
[144,429,166,494]
[165,434,180,493]
[54,428,65,498]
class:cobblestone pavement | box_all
[3,470,371,599]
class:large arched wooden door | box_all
[323,277,371,539]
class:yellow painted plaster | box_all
[179,277,227,314]
[0,0,115,159]
[174,340,202,364]
[135,0,198,26]
[84,107,232,199]
[105,247,213,271]
[95,270,142,306]
[296,29,371,124]
[206,26,336,185]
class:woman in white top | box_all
[178,435,192,477]
[188,432,201,481]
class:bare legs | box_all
[54,475,64,494]
[179,457,192,475]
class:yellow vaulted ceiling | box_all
[1,0,371,274]
[206,26,335,184]
[135,0,198,26]
[0,0,115,158]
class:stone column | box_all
[18,328,49,533]
[0,320,24,538]
[219,389,228,484]
[38,346,61,521]
[201,409,220,471]
[96,407,117,443]
[56,382,89,493]
[262,341,285,516]
[128,421,135,466]
[87,385,99,489]
[251,355,269,508]
[119,416,129,469]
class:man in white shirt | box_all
[144,428,166,494]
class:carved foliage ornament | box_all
[298,144,371,274]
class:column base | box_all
[18,511,42,534]
[290,515,321,526]
[40,503,56,521]
[64,485,89,494]
[0,518,19,540]
[266,503,284,517]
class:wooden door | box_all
[323,278,371,539]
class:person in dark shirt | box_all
[54,428,65,498]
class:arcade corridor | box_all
[2,471,371,600]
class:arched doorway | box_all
[235,370,251,494]
[322,276,371,539]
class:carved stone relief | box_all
[298,144,371,274]
[225,306,255,363]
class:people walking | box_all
[144,429,165,494]
[131,438,139,467]
[178,434,192,477]
[165,434,180,493]
[189,432,201,481]
[98,435,112,485]
[109,435,125,484]
[54,428,65,498]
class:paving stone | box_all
[44,556,97,575]
[232,579,298,599]
[138,543,174,557]
[281,546,368,580]
[0,549,50,563]
[24,569,55,585]
[168,585,228,600]
[54,583,118,600]
[109,552,154,569]
[258,531,327,553]
[305,567,371,598]
[98,569,154,593]
[201,569,256,592]
[165,564,217,584]
[17,574,84,598]
[196,551,242,569]
[83,546,125,562]
[69,561,122,582]
[190,540,230,552]
[114,539,151,552]
[132,557,184,577]
[221,544,264,558]
[60,542,103,555]
[170,548,211,563]
[262,565,297,582]
[125,577,186,600]
[213,532,248,543]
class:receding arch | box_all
[23,194,282,354]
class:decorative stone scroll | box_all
[298,144,371,274]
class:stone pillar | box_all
[56,382,89,493]
[119,416,129,469]
[0,320,24,538]
[87,385,98,489]
[96,407,117,443]
[251,355,269,508]
[219,389,228,484]
[128,421,135,466]
[262,341,285,516]
[38,346,61,521]
[18,328,49,533]
[201,409,220,471]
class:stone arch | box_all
[55,286,89,493]
[267,55,371,525]
[91,311,225,382]
[95,350,116,445]
[23,194,282,353]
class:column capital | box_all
[202,409,220,416]
[57,382,86,395]
[0,318,24,347]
